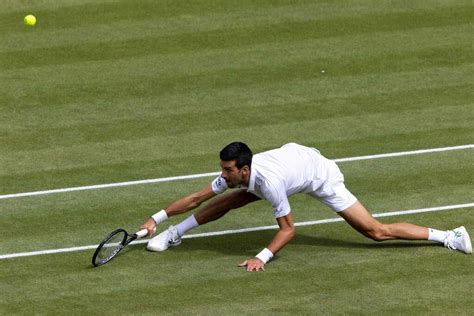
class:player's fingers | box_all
[247,263,258,272]
[141,225,156,236]
[238,260,248,267]
[253,265,263,272]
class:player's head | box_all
[219,142,252,188]
[220,142,252,168]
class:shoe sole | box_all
[170,240,182,247]
[147,239,182,252]
[460,226,472,254]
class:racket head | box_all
[92,228,128,267]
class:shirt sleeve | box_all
[260,180,291,218]
[211,176,228,194]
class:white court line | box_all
[0,202,473,260]
[1,144,472,200]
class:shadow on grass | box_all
[85,230,441,269]
[169,230,440,257]
[292,233,441,250]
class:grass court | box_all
[1,0,473,314]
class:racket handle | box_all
[135,228,149,238]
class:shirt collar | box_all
[247,166,256,192]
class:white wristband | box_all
[255,248,273,264]
[151,209,168,224]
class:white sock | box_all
[428,228,448,243]
[175,215,199,237]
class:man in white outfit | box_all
[141,142,472,271]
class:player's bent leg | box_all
[316,178,471,252]
[338,201,429,241]
[194,190,260,225]
[147,191,259,252]
[338,202,472,253]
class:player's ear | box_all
[241,165,250,175]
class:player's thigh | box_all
[203,190,259,213]
[195,190,260,224]
[220,189,260,209]
[309,182,357,212]
[338,201,381,234]
[307,181,380,234]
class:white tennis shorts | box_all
[306,162,358,212]
[308,182,357,212]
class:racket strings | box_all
[96,231,127,264]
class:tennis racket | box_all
[92,228,148,267]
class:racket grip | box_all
[136,228,149,238]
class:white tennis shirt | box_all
[211,143,343,218]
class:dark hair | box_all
[220,142,252,169]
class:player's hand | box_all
[140,218,157,237]
[238,258,265,272]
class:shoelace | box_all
[444,231,457,250]
[167,227,180,244]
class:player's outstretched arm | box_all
[164,183,216,216]
[239,213,295,272]
[140,183,216,236]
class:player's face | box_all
[220,160,244,188]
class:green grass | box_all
[1,211,473,315]
[0,0,473,314]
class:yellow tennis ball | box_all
[24,15,37,27]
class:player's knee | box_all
[287,227,296,239]
[366,225,389,241]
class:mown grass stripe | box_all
[2,5,472,70]
[0,144,471,200]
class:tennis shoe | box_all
[444,226,472,254]
[147,225,182,252]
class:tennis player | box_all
[140,142,472,271]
